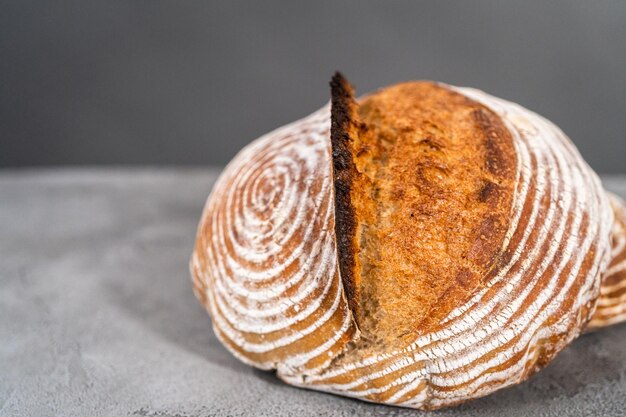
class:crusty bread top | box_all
[330,74,518,343]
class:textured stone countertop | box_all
[1,169,626,417]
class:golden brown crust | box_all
[335,80,518,342]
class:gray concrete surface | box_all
[1,168,626,417]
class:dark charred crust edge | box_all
[329,72,361,323]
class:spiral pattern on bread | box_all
[191,106,357,373]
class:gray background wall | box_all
[1,1,625,172]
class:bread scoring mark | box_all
[329,72,363,324]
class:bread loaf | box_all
[190,73,626,409]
